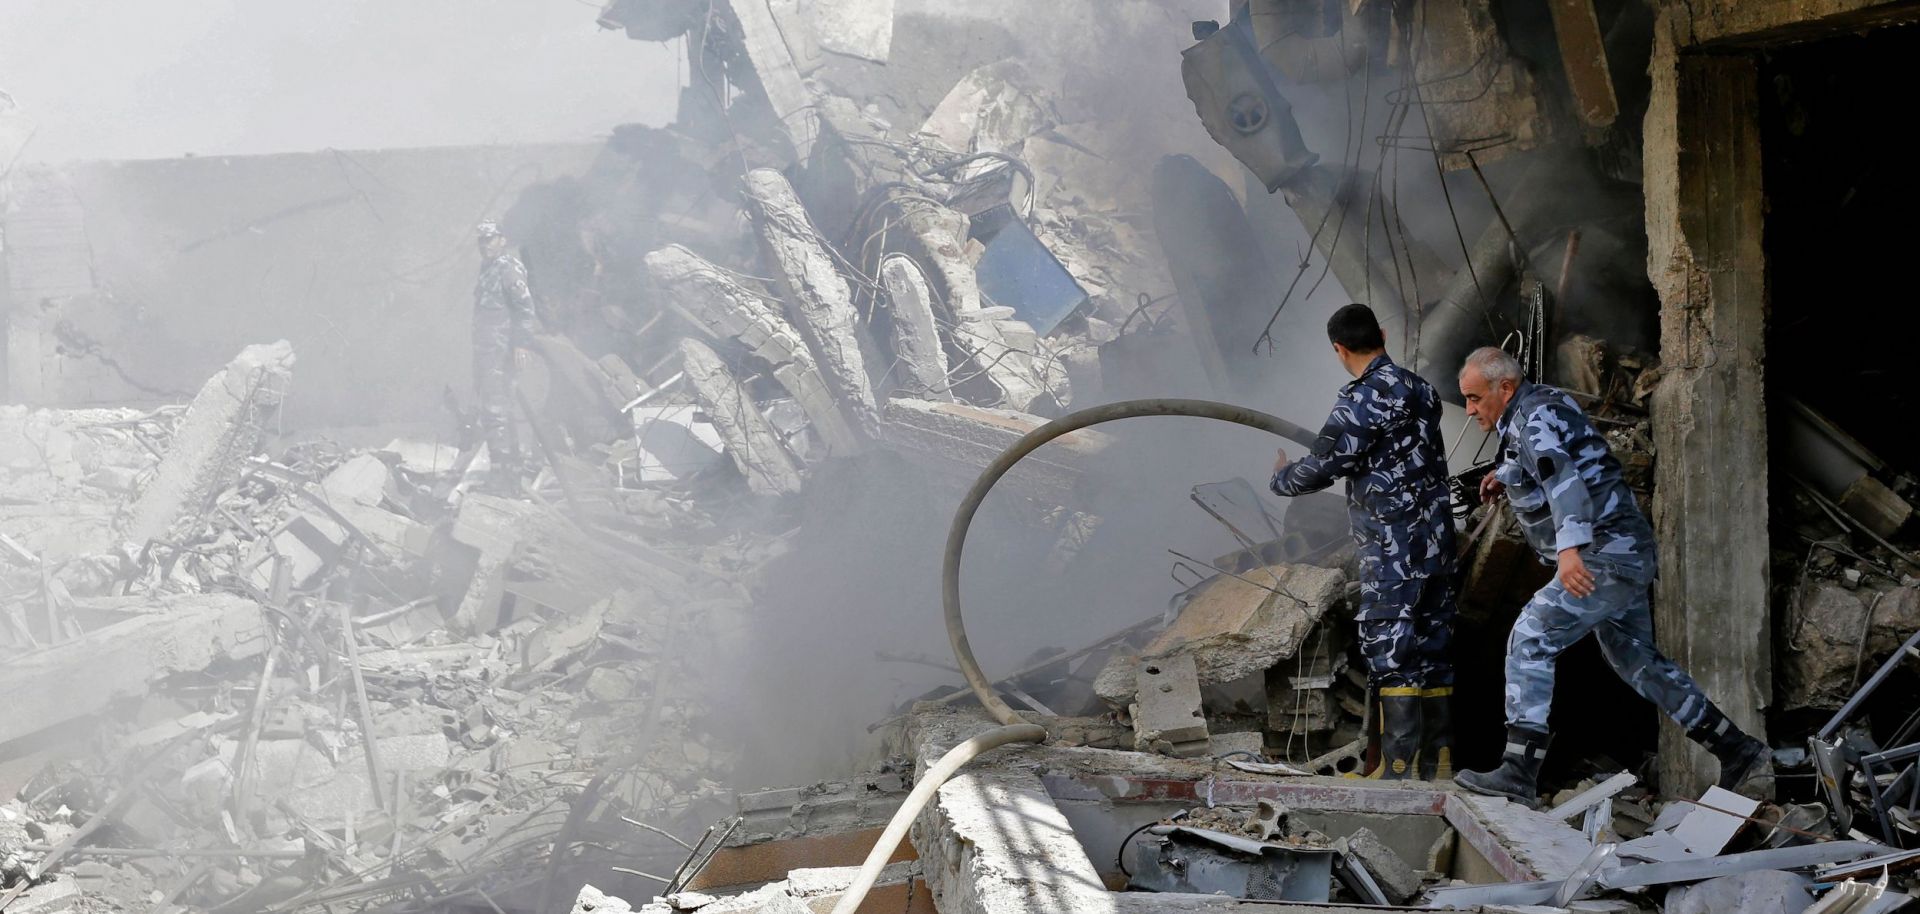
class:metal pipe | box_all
[830,399,1318,914]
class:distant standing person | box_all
[1453,346,1768,806]
[1269,304,1458,780]
[473,221,541,495]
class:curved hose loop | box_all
[945,398,1319,727]
[828,400,1317,914]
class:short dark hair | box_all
[1326,303,1384,352]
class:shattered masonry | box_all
[4,1,1920,914]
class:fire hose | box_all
[828,399,1317,914]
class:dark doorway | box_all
[1760,23,1920,780]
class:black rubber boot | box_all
[1455,726,1550,808]
[1419,687,1454,781]
[1374,691,1424,780]
[1690,711,1770,791]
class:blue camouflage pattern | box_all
[1270,353,1457,690]
[474,251,541,470]
[1271,354,1458,610]
[1358,577,1455,689]
[1495,382,1654,582]
[1505,570,1718,732]
[1494,382,1720,733]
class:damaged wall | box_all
[2,143,600,428]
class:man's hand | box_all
[1273,447,1290,475]
[1479,473,1506,504]
[1556,547,1596,599]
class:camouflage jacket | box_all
[474,253,539,355]
[1495,382,1656,582]
[1271,354,1456,590]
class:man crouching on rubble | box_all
[1453,346,1769,806]
[1270,304,1457,780]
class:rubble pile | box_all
[0,344,772,914]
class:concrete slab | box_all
[0,593,267,745]
[743,169,879,441]
[1095,563,1345,705]
[676,337,803,496]
[448,493,538,633]
[647,244,859,455]
[247,734,451,828]
[1343,826,1421,904]
[321,454,391,506]
[119,341,295,549]
[1130,653,1208,757]
[876,256,951,400]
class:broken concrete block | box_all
[676,338,804,496]
[448,493,539,633]
[1780,582,1920,710]
[321,454,391,507]
[743,169,880,440]
[807,0,893,63]
[0,593,267,745]
[1408,0,1554,170]
[379,439,463,475]
[1209,731,1265,758]
[726,0,818,160]
[1131,653,1208,757]
[251,734,452,828]
[5,876,78,914]
[245,512,350,591]
[329,500,432,558]
[582,667,636,703]
[1343,827,1421,905]
[888,203,1047,409]
[119,341,296,548]
[646,244,860,455]
[571,883,635,914]
[520,599,607,674]
[877,255,951,399]
[1095,563,1346,705]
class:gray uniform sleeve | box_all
[504,258,540,338]
[1514,400,1595,552]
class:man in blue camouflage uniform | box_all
[473,221,542,495]
[1453,346,1768,806]
[1270,304,1457,780]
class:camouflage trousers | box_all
[1504,565,1716,732]
[474,344,519,474]
[1356,577,1455,690]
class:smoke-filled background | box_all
[0,0,1567,795]
[1,0,679,161]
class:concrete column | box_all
[1643,19,1771,796]
[646,244,861,456]
[677,337,804,496]
[876,255,952,399]
[742,168,881,439]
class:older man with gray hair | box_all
[1452,346,1768,806]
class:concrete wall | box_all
[1,143,600,429]
[1665,0,1920,45]
[1640,0,1911,793]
